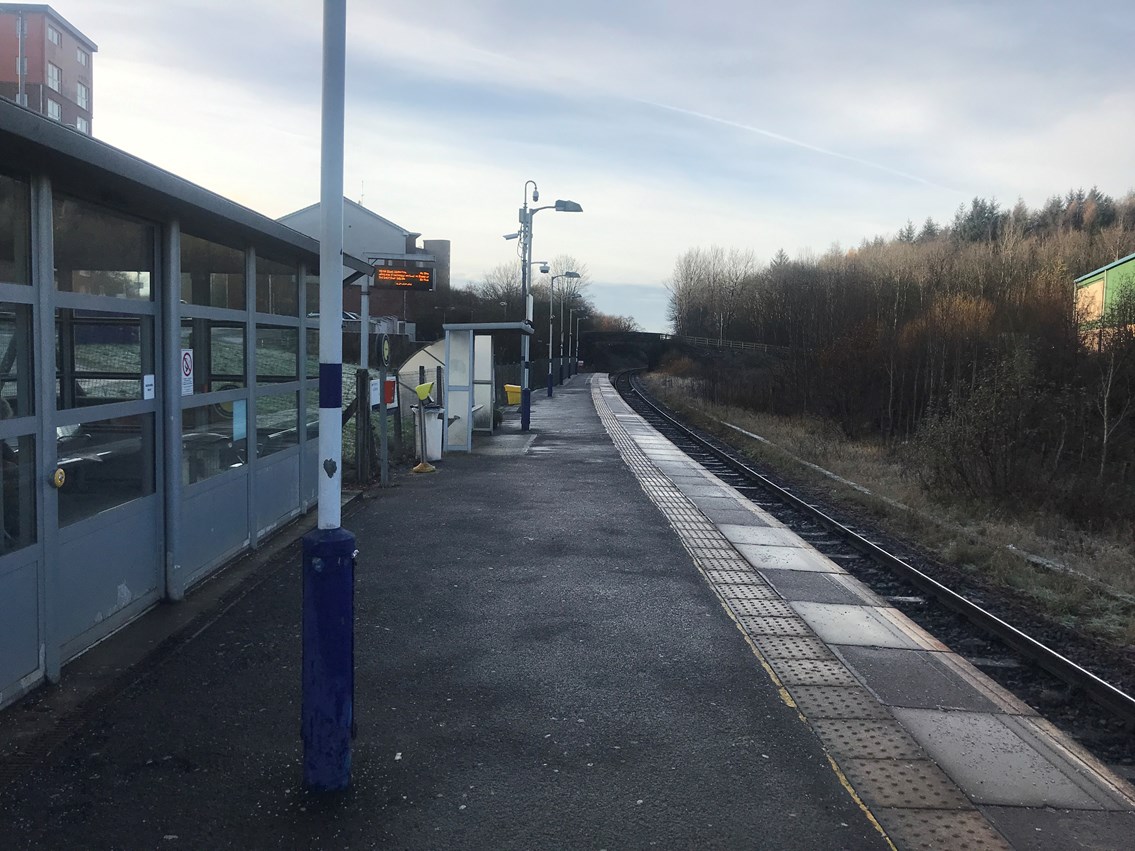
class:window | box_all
[77,49,89,66]
[77,81,88,109]
[47,62,61,92]
[76,116,89,134]
[47,99,61,121]
[47,25,61,46]
[53,195,154,300]
[255,256,299,316]
[0,174,32,284]
[180,233,245,309]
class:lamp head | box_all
[503,232,519,240]
[564,271,580,279]
[554,200,583,213]
[539,263,550,274]
[532,188,539,202]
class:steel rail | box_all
[619,371,1135,727]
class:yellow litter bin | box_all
[504,384,521,405]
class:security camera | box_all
[532,188,539,202]
[539,263,549,274]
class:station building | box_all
[0,97,375,708]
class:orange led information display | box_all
[373,265,434,291]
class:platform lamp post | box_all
[575,315,588,368]
[513,182,582,430]
[302,0,354,793]
[569,307,587,376]
[547,271,579,396]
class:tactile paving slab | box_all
[703,568,766,585]
[748,634,834,661]
[766,658,860,687]
[875,808,1011,850]
[811,719,925,760]
[838,759,971,809]
[713,583,779,601]
[735,615,814,637]
[788,685,893,720]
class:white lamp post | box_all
[514,182,582,430]
[547,272,579,396]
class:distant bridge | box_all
[579,332,789,372]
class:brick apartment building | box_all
[0,4,95,133]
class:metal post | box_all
[520,194,532,431]
[303,0,354,794]
[546,280,555,397]
[378,363,389,487]
[558,289,565,385]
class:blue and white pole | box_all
[302,0,355,793]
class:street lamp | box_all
[546,271,579,396]
[569,307,588,377]
[514,181,583,430]
[574,315,589,368]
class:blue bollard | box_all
[301,526,356,791]
[521,386,531,431]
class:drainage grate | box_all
[735,615,814,637]
[874,808,1011,850]
[767,658,861,688]
[837,758,971,809]
[810,719,925,760]
[788,685,893,720]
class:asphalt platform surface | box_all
[0,376,888,849]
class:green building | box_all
[1075,251,1135,326]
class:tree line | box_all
[666,188,1135,523]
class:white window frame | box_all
[76,81,89,109]
[47,62,61,92]
[47,25,61,46]
[77,48,89,66]
[76,116,89,134]
[47,99,61,121]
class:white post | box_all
[317,0,346,530]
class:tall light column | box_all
[515,184,582,430]
[548,271,579,394]
[302,0,354,794]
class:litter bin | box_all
[412,404,445,461]
[504,384,521,406]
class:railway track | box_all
[615,370,1135,776]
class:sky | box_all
[70,0,1135,332]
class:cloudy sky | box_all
[73,1,1133,331]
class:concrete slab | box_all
[761,570,881,605]
[981,805,1135,851]
[790,603,940,650]
[719,525,806,548]
[735,544,838,572]
[833,646,1001,712]
[891,707,1133,809]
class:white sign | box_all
[142,374,155,400]
[370,378,382,407]
[180,349,194,396]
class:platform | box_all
[0,374,1132,849]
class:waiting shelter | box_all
[442,322,532,452]
[0,98,373,708]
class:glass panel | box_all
[1,434,35,553]
[179,320,246,392]
[305,328,319,379]
[256,256,298,316]
[305,274,319,317]
[56,310,150,408]
[182,400,247,486]
[180,232,245,310]
[53,196,154,300]
[57,412,155,526]
[255,326,298,383]
[0,303,33,417]
[305,383,319,439]
[257,391,298,458]
[0,174,31,284]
